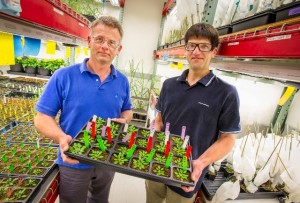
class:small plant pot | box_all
[10,64,23,72]
[24,66,37,74]
[151,163,171,178]
[87,148,109,161]
[38,67,51,76]
[130,157,150,172]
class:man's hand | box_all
[181,159,203,192]
[112,117,127,124]
[59,134,79,164]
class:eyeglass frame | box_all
[185,42,214,52]
[91,35,120,49]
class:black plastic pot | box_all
[24,66,37,74]
[10,64,23,72]
[38,67,51,76]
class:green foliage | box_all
[173,146,186,156]
[118,146,129,154]
[153,165,165,176]
[172,136,183,146]
[102,139,112,148]
[15,57,23,64]
[31,168,43,175]
[174,168,189,181]
[127,125,138,134]
[156,132,165,141]
[79,135,94,143]
[138,150,148,160]
[24,179,38,187]
[110,122,120,138]
[113,153,128,165]
[154,153,166,163]
[38,59,65,71]
[174,157,183,166]
[13,188,27,200]
[155,142,165,152]
[22,57,38,68]
[0,177,15,187]
[137,139,147,148]
[69,142,86,154]
[96,117,106,134]
[89,149,104,160]
[132,158,148,170]
[62,0,103,18]
[45,154,56,160]
[140,129,150,138]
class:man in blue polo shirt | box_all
[146,23,241,203]
[34,16,132,203]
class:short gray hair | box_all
[90,16,123,39]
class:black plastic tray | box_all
[232,10,276,32]
[217,25,233,35]
[275,1,300,22]
[201,170,284,200]
[65,118,194,187]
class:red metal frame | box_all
[17,0,89,40]
[162,0,174,16]
[155,21,300,59]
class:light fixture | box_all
[110,0,120,7]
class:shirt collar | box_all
[80,58,118,78]
[177,69,216,87]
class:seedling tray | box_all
[201,168,284,200]
[0,175,43,202]
[65,117,194,187]
[275,1,300,21]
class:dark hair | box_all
[184,23,219,48]
[90,16,123,39]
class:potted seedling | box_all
[110,152,129,167]
[154,141,165,153]
[69,142,88,155]
[22,57,38,74]
[11,188,31,200]
[154,153,167,163]
[10,57,23,72]
[172,145,186,156]
[136,138,147,148]
[152,163,170,177]
[173,168,191,182]
[88,148,109,161]
[130,157,149,172]
[156,132,165,141]
[139,129,150,138]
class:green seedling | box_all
[153,165,165,176]
[174,168,189,181]
[89,149,105,160]
[132,158,148,170]
[69,142,86,155]
[137,139,147,147]
[113,153,128,165]
[154,154,167,163]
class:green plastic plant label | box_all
[165,152,173,168]
[146,149,156,163]
[126,144,137,159]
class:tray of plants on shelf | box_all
[0,123,58,147]
[0,143,57,178]
[0,175,43,202]
[65,116,194,187]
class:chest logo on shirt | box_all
[198,102,209,108]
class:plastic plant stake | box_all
[165,122,170,132]
[28,163,32,171]
[126,144,137,159]
[107,118,111,127]
[2,154,7,162]
[36,156,40,164]
[83,130,90,148]
[92,115,97,122]
[91,121,96,139]
[18,176,22,186]
[147,136,153,153]
[182,156,187,172]
[101,126,106,138]
[165,140,170,157]
[9,164,14,172]
[97,135,106,151]
[123,123,128,132]
[165,131,170,145]
[36,137,40,148]
[165,152,173,168]
[146,149,156,163]
[20,155,25,163]
[186,146,192,158]
[86,121,92,131]
[106,127,112,143]
[122,133,131,142]
[129,132,136,148]
[182,135,190,149]
[181,126,186,140]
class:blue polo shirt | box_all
[35,58,131,168]
[155,69,240,197]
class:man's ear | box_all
[212,47,218,58]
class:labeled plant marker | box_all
[2,154,8,162]
[146,149,156,163]
[36,156,40,164]
[91,121,96,139]
[83,130,90,148]
[165,152,173,168]
[186,146,192,158]
[107,118,111,127]
[122,133,131,142]
[165,141,170,157]
[181,126,186,140]
[97,135,106,151]
[101,126,106,138]
[5,140,10,146]
[28,163,32,171]
[9,163,14,172]
[36,137,40,148]
[182,135,190,149]
[182,156,187,172]
[18,176,22,186]
[20,155,25,163]
[92,115,97,122]
[165,122,170,132]
[164,131,170,145]
[106,127,112,143]
[147,136,153,153]
[129,132,136,148]
[86,121,92,131]
[11,148,16,156]
[150,129,155,137]
[7,188,13,197]
[126,144,137,159]
[9,134,12,141]
[20,142,24,148]
[150,119,155,131]
[123,123,128,132]
[42,151,46,158]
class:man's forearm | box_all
[34,112,66,144]
[120,110,133,123]
[196,133,236,171]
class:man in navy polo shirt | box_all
[146,23,241,203]
[34,16,132,203]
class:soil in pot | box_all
[87,148,109,161]
[173,167,192,183]
[130,157,150,172]
[110,152,129,167]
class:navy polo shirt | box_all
[155,69,240,197]
[35,58,131,168]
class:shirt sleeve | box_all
[35,71,63,117]
[121,77,132,111]
[155,80,167,113]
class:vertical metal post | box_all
[114,7,124,68]
[201,0,219,24]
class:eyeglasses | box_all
[91,36,119,49]
[185,42,213,52]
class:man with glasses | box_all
[146,23,240,203]
[34,16,132,203]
